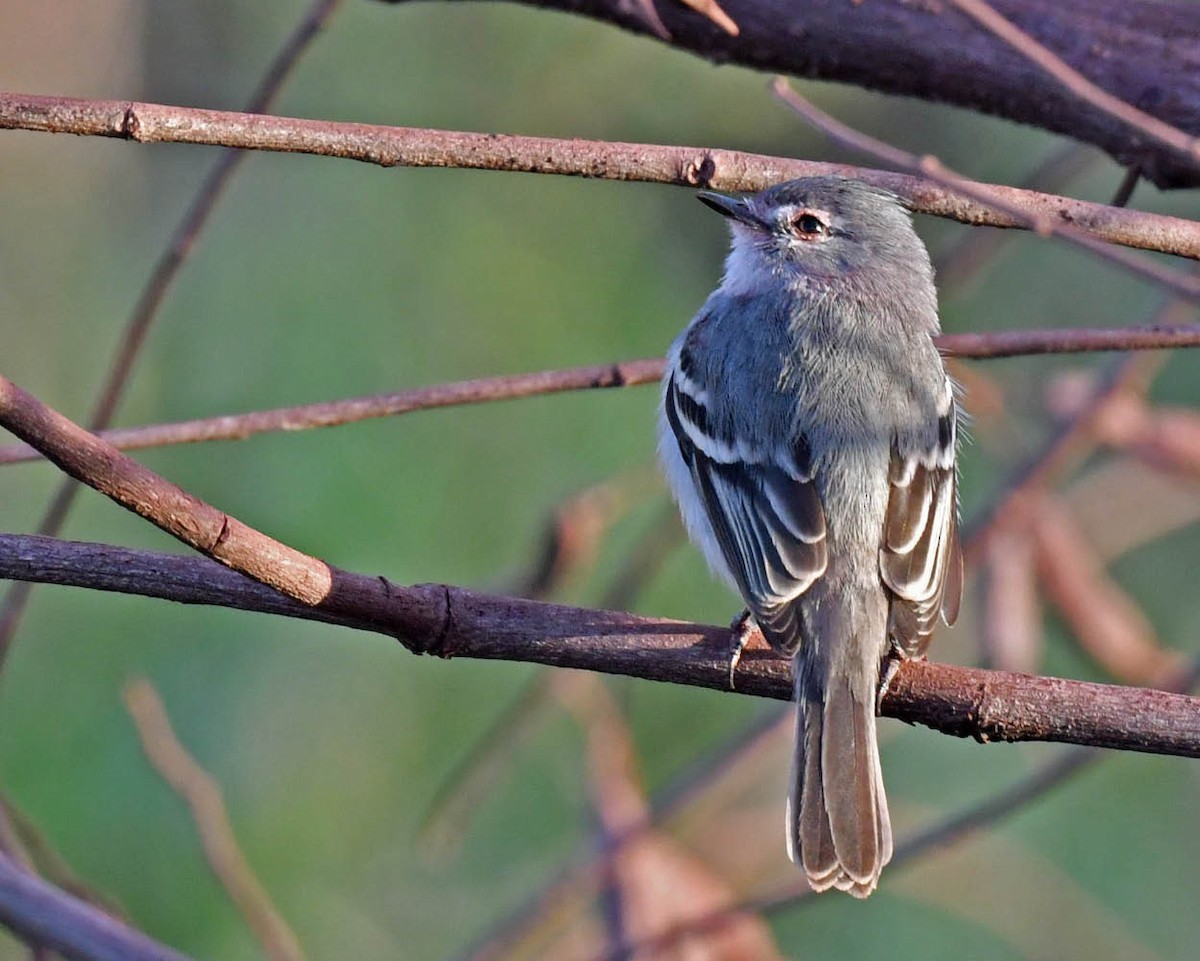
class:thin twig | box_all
[771,79,1200,299]
[947,0,1200,171]
[0,0,344,669]
[934,143,1098,291]
[0,360,663,467]
[3,319,1199,467]
[123,679,305,961]
[1110,164,1143,210]
[2,92,1200,259]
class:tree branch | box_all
[1,533,1198,759]
[0,854,191,961]
[424,0,1200,189]
[2,93,1199,261]
[1,321,1198,467]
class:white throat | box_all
[719,227,778,298]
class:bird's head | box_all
[698,176,931,297]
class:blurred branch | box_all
[771,80,1200,299]
[4,318,1200,467]
[4,94,1200,262]
[122,680,305,961]
[0,0,345,670]
[962,343,1172,566]
[1032,496,1183,686]
[0,853,191,961]
[606,746,1105,961]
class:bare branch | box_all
[0,853,192,961]
[123,680,305,961]
[424,0,1200,189]
[0,360,664,466]
[771,80,1200,298]
[3,93,1200,260]
[2,533,1199,760]
[3,320,1199,467]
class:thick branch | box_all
[2,533,1199,759]
[0,854,191,961]
[2,93,1199,260]
[438,0,1200,189]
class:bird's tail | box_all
[786,611,893,898]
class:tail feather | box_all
[788,640,893,898]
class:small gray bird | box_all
[659,176,962,897]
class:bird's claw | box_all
[728,609,756,691]
[876,652,905,714]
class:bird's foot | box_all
[876,652,905,714]
[728,609,756,691]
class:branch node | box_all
[682,151,716,187]
[419,584,455,659]
[211,514,233,554]
[121,102,144,142]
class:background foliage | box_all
[2,1,1200,958]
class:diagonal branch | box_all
[2,93,1200,261]
[771,80,1200,298]
[0,0,345,669]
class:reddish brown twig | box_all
[3,322,1199,468]
[2,92,1200,259]
[0,361,664,467]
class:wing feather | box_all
[879,392,963,656]
[666,372,827,655]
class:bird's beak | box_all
[696,191,763,228]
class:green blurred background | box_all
[2,1,1200,958]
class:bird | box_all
[658,176,962,897]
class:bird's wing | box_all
[879,385,963,656]
[665,367,827,657]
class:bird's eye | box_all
[791,212,828,238]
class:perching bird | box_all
[658,176,962,897]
